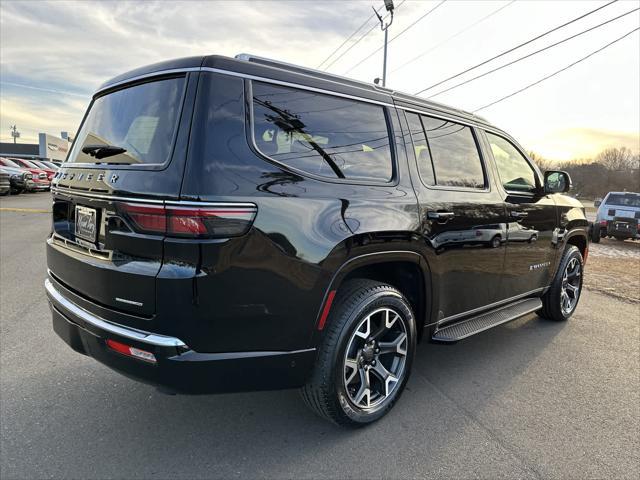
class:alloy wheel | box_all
[560,257,581,315]
[343,307,408,409]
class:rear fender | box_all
[311,250,433,347]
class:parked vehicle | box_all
[0,157,40,193]
[6,158,52,187]
[0,158,49,191]
[37,160,60,171]
[0,165,34,194]
[45,54,589,426]
[30,160,58,180]
[0,169,10,196]
[592,191,640,242]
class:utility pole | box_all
[10,125,20,144]
[373,0,395,87]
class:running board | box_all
[432,298,543,343]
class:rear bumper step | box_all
[432,298,543,343]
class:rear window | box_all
[605,194,640,207]
[67,77,186,165]
[251,82,393,182]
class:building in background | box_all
[0,132,72,163]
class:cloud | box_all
[531,127,640,161]
[1,0,372,141]
[1,0,638,157]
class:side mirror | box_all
[544,170,571,194]
[594,199,602,207]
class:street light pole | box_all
[373,0,395,87]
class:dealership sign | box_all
[39,133,70,161]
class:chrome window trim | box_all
[45,278,187,347]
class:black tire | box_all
[591,224,600,243]
[538,245,583,321]
[301,279,416,427]
[490,235,501,248]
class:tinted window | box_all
[605,193,640,207]
[68,77,186,164]
[486,132,537,192]
[406,112,435,185]
[422,116,485,189]
[252,82,392,182]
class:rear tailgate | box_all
[47,71,198,324]
[48,188,165,317]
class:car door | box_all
[481,130,558,299]
[400,109,508,321]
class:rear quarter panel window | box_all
[406,112,435,185]
[251,82,393,182]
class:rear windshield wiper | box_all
[82,144,127,160]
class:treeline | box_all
[529,147,640,199]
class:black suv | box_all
[46,54,589,426]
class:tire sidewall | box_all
[550,246,584,320]
[330,289,416,425]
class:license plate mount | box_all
[75,205,98,243]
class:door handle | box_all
[511,211,529,219]
[427,211,455,222]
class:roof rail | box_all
[234,53,488,123]
[235,53,396,94]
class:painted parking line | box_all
[0,208,51,213]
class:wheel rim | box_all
[561,257,581,315]
[343,307,408,410]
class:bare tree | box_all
[528,151,554,171]
[595,147,636,171]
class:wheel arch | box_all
[565,229,588,260]
[313,251,433,344]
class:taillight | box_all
[119,203,166,233]
[600,220,607,226]
[116,202,257,238]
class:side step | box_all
[432,297,543,343]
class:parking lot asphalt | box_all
[1,192,639,480]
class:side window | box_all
[486,132,537,192]
[251,82,393,182]
[422,116,486,189]
[405,112,435,185]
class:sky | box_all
[0,0,638,162]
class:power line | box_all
[317,4,384,69]
[392,0,516,74]
[415,0,619,95]
[473,27,639,113]
[323,1,406,71]
[343,0,447,75]
[428,6,639,98]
